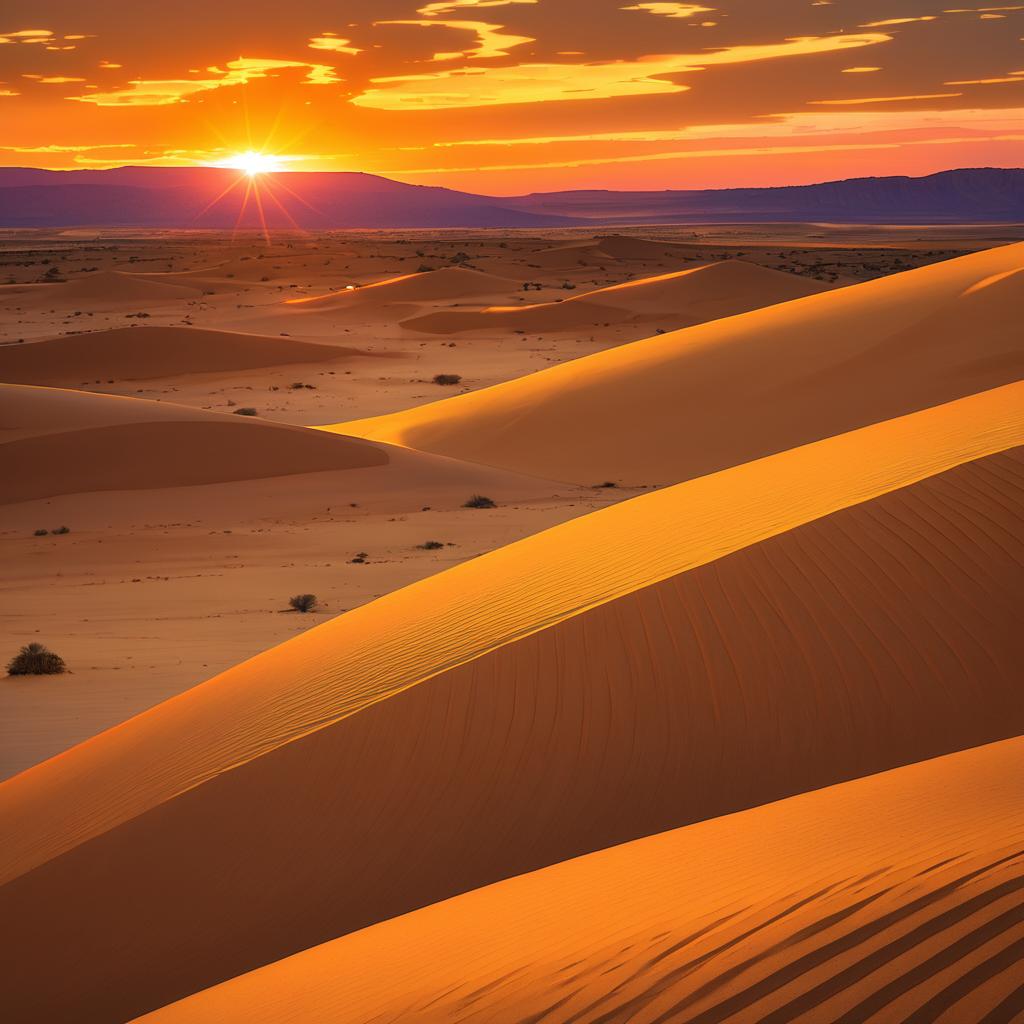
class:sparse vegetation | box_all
[51,525,71,535]
[595,481,618,489]
[7,642,67,676]
[233,407,259,416]
[418,540,445,550]
[433,373,462,386]
[350,551,369,564]
[33,528,48,536]
[288,593,318,613]
[464,494,496,509]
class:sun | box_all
[217,150,284,176]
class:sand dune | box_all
[0,384,393,503]
[337,243,1024,484]
[529,233,697,269]
[401,260,830,334]
[0,270,201,309]
[0,326,379,386]
[285,266,516,313]
[2,384,1021,1023]
[133,736,1024,1024]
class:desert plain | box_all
[1,220,1023,1023]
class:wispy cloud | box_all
[417,0,537,14]
[353,33,891,110]
[69,57,342,106]
[376,19,533,60]
[621,4,716,18]
[810,92,962,104]
[308,34,363,55]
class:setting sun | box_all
[216,151,284,175]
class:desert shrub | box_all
[464,494,496,509]
[7,642,66,676]
[595,481,617,489]
[33,528,48,536]
[288,593,318,613]
[233,407,259,416]
[350,551,368,564]
[418,540,444,550]
[433,373,462,386]
[417,264,436,273]
[51,525,71,535]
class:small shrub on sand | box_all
[433,373,462,386]
[233,407,259,416]
[51,525,71,535]
[418,540,445,550]
[7,642,66,676]
[464,494,496,509]
[288,594,318,613]
[33,528,48,537]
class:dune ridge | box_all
[0,384,1021,1023]
[0,326,378,386]
[334,243,1024,484]
[401,260,831,334]
[131,736,1024,1024]
[285,266,516,311]
[0,384,396,503]
[0,270,201,308]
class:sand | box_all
[131,735,1024,1024]
[0,325,384,386]
[401,260,831,334]
[1,383,1020,1023]
[336,243,1024,484]
[0,269,203,309]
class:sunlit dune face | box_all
[216,151,284,175]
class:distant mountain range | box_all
[0,166,1020,229]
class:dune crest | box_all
[336,242,1024,484]
[0,270,201,309]
[131,736,1024,1024]
[285,266,516,311]
[402,259,830,333]
[1,384,1021,1023]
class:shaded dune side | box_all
[0,326,376,386]
[134,737,1024,1024]
[0,384,390,503]
[0,421,388,503]
[337,244,1024,484]
[1,392,1022,1023]
[0,270,201,308]
[401,261,830,334]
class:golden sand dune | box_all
[0,325,379,386]
[0,384,392,503]
[0,270,201,309]
[401,260,830,334]
[284,266,516,312]
[1,385,1021,1023]
[132,736,1024,1024]
[337,244,1024,485]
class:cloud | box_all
[0,143,134,153]
[352,32,891,110]
[376,19,534,60]
[860,17,938,26]
[621,4,716,18]
[842,66,882,73]
[69,57,342,106]
[810,93,963,104]
[0,29,55,45]
[417,0,537,14]
[23,75,88,84]
[308,34,363,55]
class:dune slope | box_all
[133,736,1024,1024]
[1,384,1021,1023]
[336,243,1024,484]
[0,270,201,308]
[0,326,379,385]
[0,384,393,503]
[402,260,830,334]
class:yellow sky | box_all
[0,0,1022,192]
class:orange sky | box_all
[1,0,1022,193]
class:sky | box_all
[0,0,1022,194]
